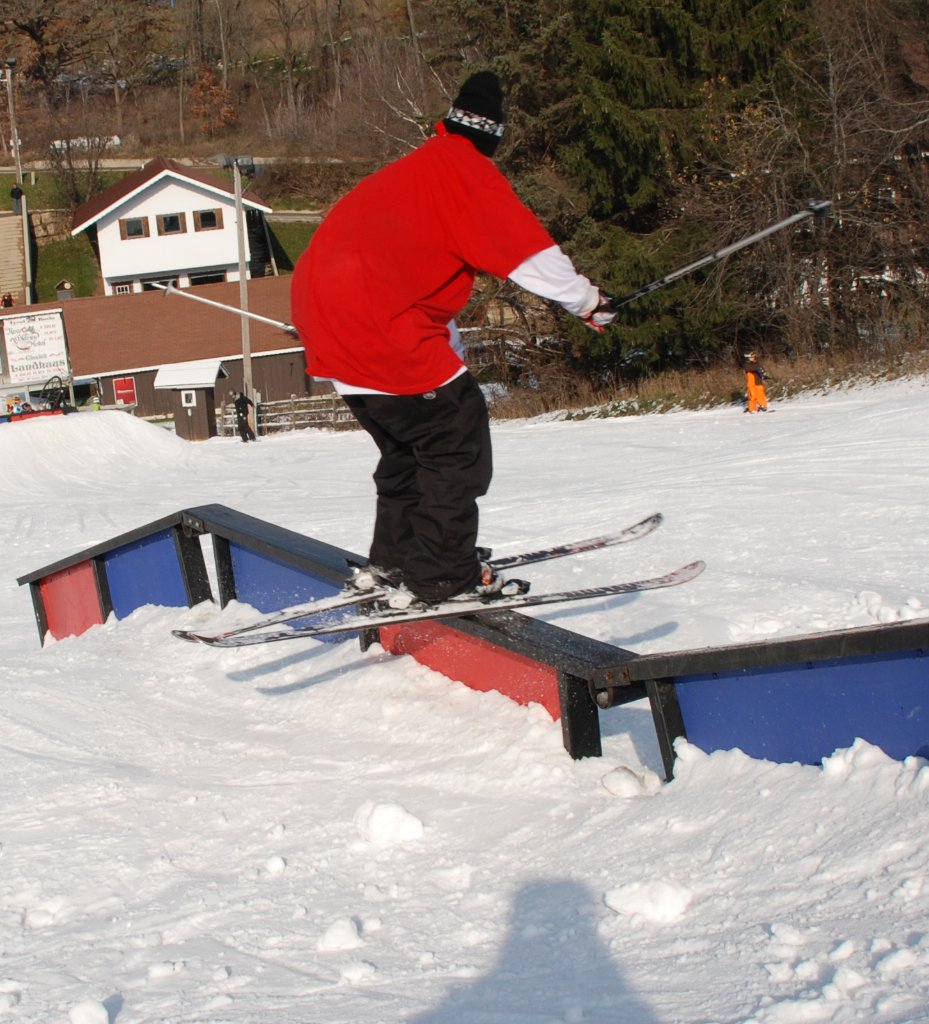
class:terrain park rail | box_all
[18,503,927,777]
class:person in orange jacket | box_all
[743,351,768,413]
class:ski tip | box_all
[681,559,706,578]
[625,511,663,534]
[172,629,208,644]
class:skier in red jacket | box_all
[291,71,615,605]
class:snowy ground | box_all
[2,379,929,1024]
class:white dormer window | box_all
[194,208,223,231]
[119,216,149,240]
[156,212,187,235]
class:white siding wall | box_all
[96,179,248,295]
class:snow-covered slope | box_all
[2,380,929,1023]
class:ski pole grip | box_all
[807,199,832,218]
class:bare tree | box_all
[212,0,230,89]
[84,1,173,136]
[684,0,929,359]
[1,0,97,85]
[41,98,116,205]
[262,0,317,136]
[203,0,256,89]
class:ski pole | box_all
[609,199,832,310]
[152,281,298,335]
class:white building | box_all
[71,157,273,296]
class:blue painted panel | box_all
[230,543,347,643]
[676,649,929,764]
[103,530,189,618]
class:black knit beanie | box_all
[443,71,506,158]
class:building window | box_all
[156,212,187,235]
[189,271,226,286]
[141,277,178,291]
[119,216,149,240]
[194,208,223,231]
[114,283,132,295]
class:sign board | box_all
[1,311,70,385]
[113,377,138,406]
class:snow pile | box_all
[353,800,426,846]
[1,379,929,1022]
[0,410,187,494]
[604,880,693,924]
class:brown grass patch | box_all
[486,348,929,421]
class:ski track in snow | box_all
[0,386,928,1022]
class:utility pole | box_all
[232,158,253,417]
[213,154,256,436]
[2,58,22,185]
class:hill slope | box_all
[2,383,929,1023]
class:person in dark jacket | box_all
[230,389,256,442]
[291,71,615,605]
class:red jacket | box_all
[290,125,554,394]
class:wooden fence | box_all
[218,393,358,437]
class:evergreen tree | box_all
[432,0,809,381]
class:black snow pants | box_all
[342,372,492,602]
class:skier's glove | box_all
[581,290,617,333]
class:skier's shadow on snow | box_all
[222,641,376,692]
[103,993,124,1021]
[406,878,659,1024]
[542,595,681,648]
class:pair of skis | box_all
[173,512,704,648]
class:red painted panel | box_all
[38,561,105,640]
[10,410,64,423]
[380,620,562,720]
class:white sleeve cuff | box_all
[509,245,599,317]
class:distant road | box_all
[0,155,354,173]
[0,158,325,220]
[266,210,323,223]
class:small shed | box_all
[153,357,228,441]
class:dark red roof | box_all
[23,276,298,378]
